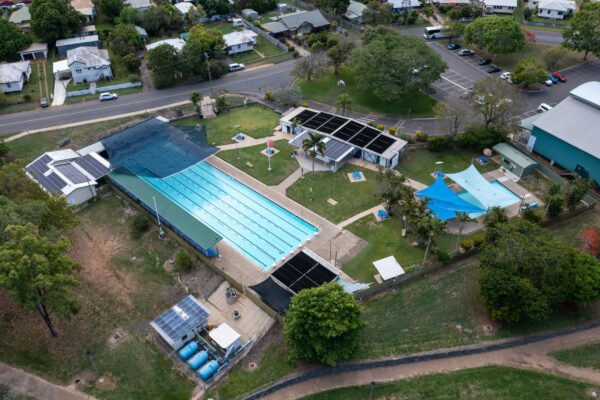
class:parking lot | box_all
[431,70,475,95]
[433,42,505,75]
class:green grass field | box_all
[175,105,280,145]
[296,68,437,118]
[217,140,299,186]
[549,209,600,248]
[230,36,288,64]
[550,342,600,370]
[299,366,593,399]
[286,164,381,224]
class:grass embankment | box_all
[550,342,600,370]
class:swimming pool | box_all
[139,162,318,270]
[457,180,521,218]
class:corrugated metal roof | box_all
[9,6,30,24]
[67,47,110,68]
[271,10,330,31]
[484,0,517,6]
[223,30,257,47]
[323,137,353,162]
[346,0,367,16]
[263,21,288,33]
[538,0,574,11]
[519,113,543,131]
[126,0,151,8]
[56,35,99,47]
[19,42,47,53]
[492,143,537,168]
[0,61,29,84]
[570,81,600,109]
[146,38,186,52]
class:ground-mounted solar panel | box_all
[332,121,364,141]
[366,135,397,154]
[302,112,333,130]
[74,154,110,179]
[271,250,337,294]
[55,163,89,184]
[293,110,318,123]
[318,116,348,134]
[26,154,52,178]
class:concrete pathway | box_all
[337,203,386,229]
[52,78,70,107]
[0,362,97,400]
[273,167,303,194]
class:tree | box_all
[302,132,326,202]
[211,89,228,110]
[200,0,233,17]
[122,52,141,72]
[283,282,365,366]
[327,39,354,75]
[522,27,536,43]
[0,89,6,106]
[181,40,210,77]
[147,44,180,88]
[469,77,524,129]
[272,86,302,106]
[362,0,393,26]
[454,211,471,255]
[523,6,532,20]
[187,25,226,59]
[434,89,474,139]
[565,178,593,209]
[350,31,447,102]
[175,250,192,270]
[442,21,465,43]
[119,7,140,24]
[543,184,565,219]
[464,16,525,57]
[94,0,124,21]
[292,52,327,81]
[0,224,82,337]
[108,23,141,57]
[541,45,568,71]
[139,6,171,36]
[570,252,600,306]
[334,93,352,116]
[321,0,349,15]
[375,167,406,214]
[512,57,547,88]
[30,0,86,45]
[0,20,31,61]
[562,2,600,60]
[190,91,202,114]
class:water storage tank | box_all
[188,350,209,370]
[198,360,219,380]
[178,341,199,360]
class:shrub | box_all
[546,195,565,218]
[265,90,274,101]
[473,234,485,247]
[123,52,141,72]
[399,133,408,141]
[389,126,396,135]
[415,131,428,142]
[437,250,451,261]
[409,135,418,143]
[457,125,507,151]
[300,102,309,107]
[175,250,192,270]
[377,124,385,131]
[252,19,260,26]
[460,239,472,250]
[426,136,452,152]
[130,213,150,239]
[522,207,542,223]
[524,7,532,19]
[327,37,339,48]
[23,94,32,102]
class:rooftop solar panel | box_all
[152,295,210,344]
[303,112,334,130]
[74,154,110,179]
[38,172,66,193]
[55,163,89,184]
[26,154,52,178]
[318,116,348,134]
[349,130,378,147]
[366,135,397,154]
[293,110,318,123]
[333,121,364,141]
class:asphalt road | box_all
[399,26,563,45]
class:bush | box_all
[426,136,452,152]
[377,124,385,131]
[522,207,542,223]
[437,250,451,261]
[300,102,309,107]
[252,19,260,26]
[409,135,418,143]
[265,90,274,101]
[399,133,408,141]
[389,126,396,135]
[473,234,485,247]
[327,37,339,48]
[130,213,150,239]
[23,94,32,102]
[524,7,532,19]
[175,250,192,270]
[415,131,428,142]
[460,239,472,250]
[546,195,565,218]
[457,125,507,151]
[123,52,141,72]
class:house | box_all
[25,150,111,205]
[75,24,97,37]
[262,10,330,38]
[146,38,186,52]
[526,81,600,185]
[281,107,407,170]
[125,0,151,10]
[0,61,31,93]
[276,2,292,12]
[223,30,258,54]
[241,8,259,19]
[344,0,367,23]
[8,6,30,33]
[434,0,473,5]
[135,26,149,43]
[483,0,517,13]
[67,46,113,84]
[388,0,421,14]
[56,35,100,57]
[18,42,47,61]
[173,1,195,15]
[71,0,96,22]
[537,0,575,19]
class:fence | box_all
[66,81,142,97]
[293,0,363,32]
[523,19,567,29]
[236,14,290,52]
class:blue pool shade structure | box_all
[446,165,518,210]
[415,176,485,221]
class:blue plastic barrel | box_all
[178,342,199,360]
[188,350,209,370]
[198,360,219,380]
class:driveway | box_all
[52,78,70,107]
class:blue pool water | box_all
[457,180,521,218]
[139,162,318,269]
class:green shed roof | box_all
[109,170,221,250]
[492,143,538,168]
[519,113,543,131]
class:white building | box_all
[223,30,258,55]
[146,38,186,52]
[125,0,152,10]
[0,61,31,93]
[537,0,575,19]
[67,47,112,84]
[173,1,195,15]
[26,150,111,205]
[483,0,517,13]
[387,0,421,13]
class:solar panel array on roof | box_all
[333,120,364,141]
[303,112,333,130]
[366,134,396,154]
[349,126,379,147]
[319,116,348,134]
[55,163,88,184]
[293,109,318,123]
[271,251,337,293]
[38,173,67,193]
[74,154,110,179]
[152,295,210,345]
[26,154,52,178]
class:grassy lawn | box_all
[217,140,299,186]
[203,21,237,34]
[296,68,437,118]
[286,164,381,224]
[299,366,593,399]
[549,208,600,248]
[0,195,202,399]
[64,85,144,104]
[528,15,571,25]
[67,81,90,91]
[230,36,287,64]
[175,105,280,145]
[0,64,41,115]
[550,342,600,370]
[396,148,499,186]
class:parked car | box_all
[487,65,502,73]
[0,0,14,5]
[228,63,245,72]
[499,71,512,80]
[412,65,429,74]
[458,49,474,56]
[537,103,552,113]
[447,43,461,50]
[546,73,558,83]
[545,79,553,87]
[479,58,491,65]
[99,92,118,101]
[551,72,566,82]
[40,97,48,108]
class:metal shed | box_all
[492,143,538,178]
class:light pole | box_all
[153,196,165,238]
[204,52,213,95]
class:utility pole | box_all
[204,52,213,95]
[421,234,432,268]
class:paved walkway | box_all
[0,362,96,400]
[273,167,303,194]
[337,203,386,229]
[52,78,69,107]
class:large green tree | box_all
[512,57,547,88]
[30,0,86,45]
[283,282,365,366]
[139,6,171,36]
[562,2,600,61]
[321,0,349,15]
[0,223,82,337]
[0,20,31,61]
[541,45,568,71]
[93,0,125,21]
[469,77,523,129]
[327,38,354,75]
[464,16,525,57]
[362,0,394,25]
[187,25,226,59]
[148,43,180,88]
[442,21,465,44]
[108,23,141,57]
[350,30,447,102]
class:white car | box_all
[537,103,552,113]
[228,63,245,72]
[99,92,118,101]
[545,79,553,87]
[499,72,511,80]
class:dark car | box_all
[479,58,491,65]
[40,97,48,108]
[447,42,461,50]
[551,71,566,82]
[487,65,502,73]
[458,49,475,56]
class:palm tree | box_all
[190,91,202,115]
[375,167,407,215]
[454,211,471,255]
[290,118,299,156]
[418,215,446,266]
[302,132,326,201]
[335,93,352,116]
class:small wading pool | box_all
[457,180,521,218]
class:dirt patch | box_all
[478,299,502,336]
[95,371,117,391]
[242,324,286,371]
[179,264,222,299]
[68,369,95,388]
[107,328,130,350]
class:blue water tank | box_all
[188,350,209,370]
[198,360,219,380]
[178,341,199,360]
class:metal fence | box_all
[235,14,290,52]
[66,81,142,97]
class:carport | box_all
[18,43,48,61]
